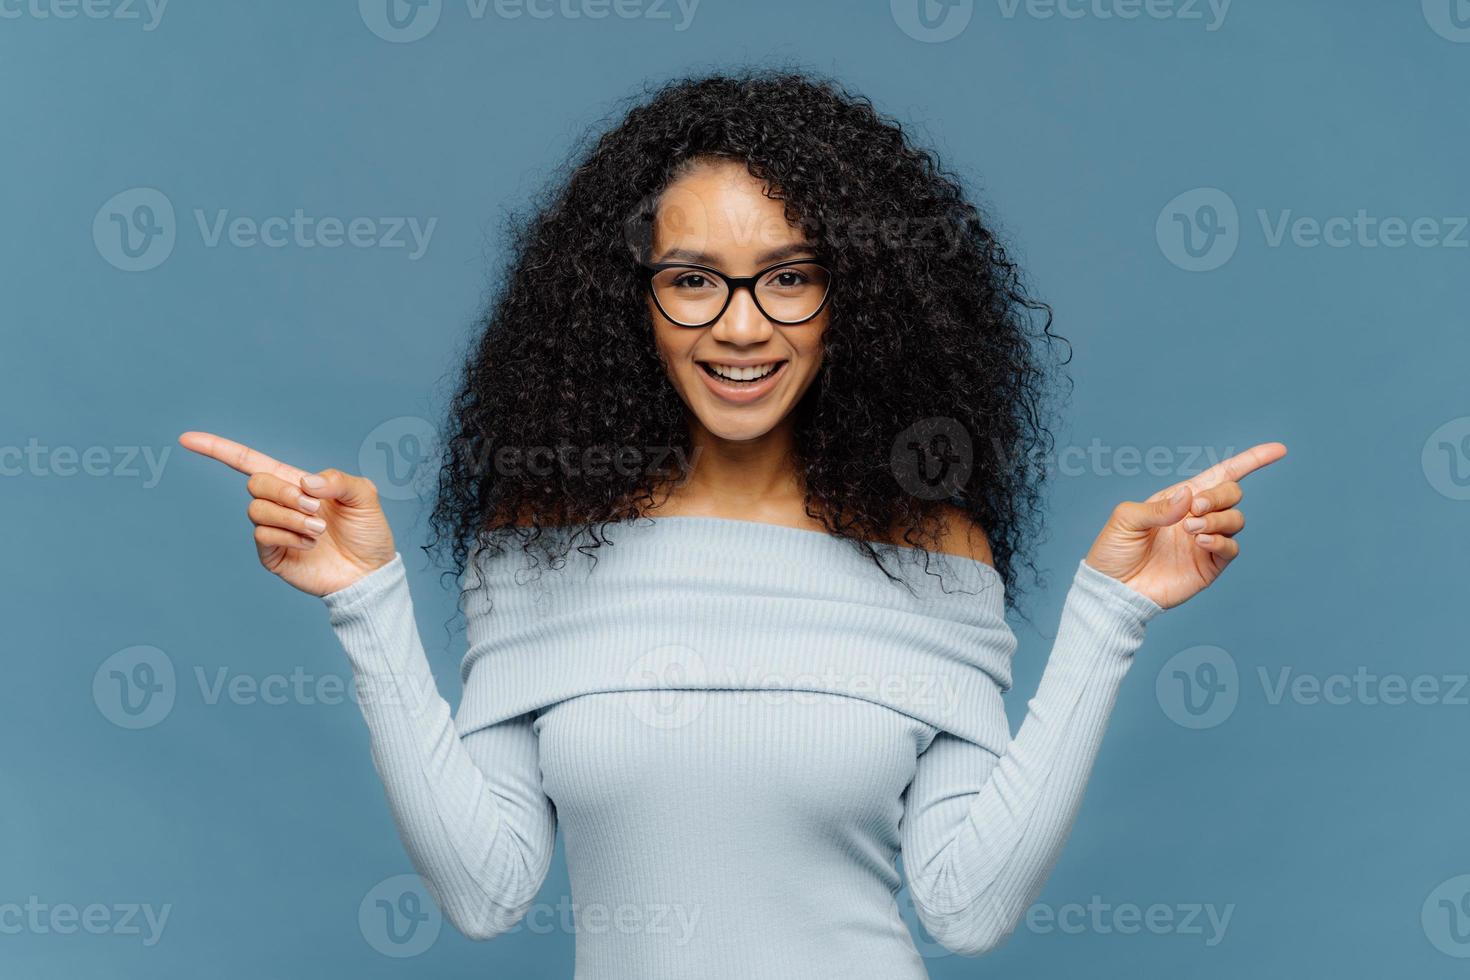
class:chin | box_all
[692,409,782,442]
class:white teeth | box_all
[708,363,779,382]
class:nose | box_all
[708,285,774,347]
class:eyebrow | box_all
[652,242,819,266]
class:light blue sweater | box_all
[323,514,1162,978]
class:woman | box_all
[181,70,1284,977]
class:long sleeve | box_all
[322,552,557,941]
[899,558,1163,956]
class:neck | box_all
[657,415,807,519]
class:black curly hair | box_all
[428,66,1069,608]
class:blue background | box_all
[4,0,1467,976]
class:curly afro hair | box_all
[428,67,1069,608]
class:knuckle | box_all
[247,499,268,522]
[252,525,271,544]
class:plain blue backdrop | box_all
[4,0,1468,976]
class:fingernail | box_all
[1169,486,1188,504]
[1191,497,1209,515]
[302,474,326,490]
[304,517,327,534]
[298,495,321,514]
[1184,517,1205,532]
[1196,534,1214,545]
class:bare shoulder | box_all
[889,504,995,567]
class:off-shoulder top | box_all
[323,515,1163,979]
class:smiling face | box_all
[645,159,830,444]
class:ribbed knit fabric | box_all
[323,515,1162,978]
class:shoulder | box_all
[889,504,994,567]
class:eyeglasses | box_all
[640,258,832,329]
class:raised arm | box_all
[902,442,1285,954]
[177,430,557,939]
[900,559,1159,955]
[324,555,556,939]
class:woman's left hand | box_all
[1084,442,1287,609]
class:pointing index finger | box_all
[1190,441,1288,491]
[178,430,310,483]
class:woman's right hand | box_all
[179,431,396,596]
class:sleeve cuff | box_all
[1073,558,1165,627]
[322,552,407,625]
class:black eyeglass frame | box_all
[639,257,834,329]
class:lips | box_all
[695,359,789,404]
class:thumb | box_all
[1114,483,1192,532]
[300,468,379,508]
